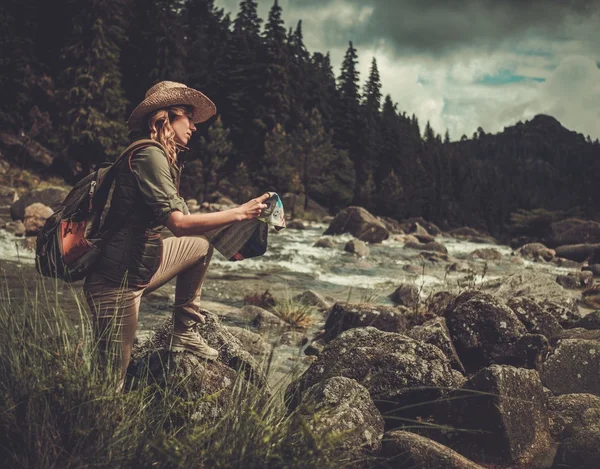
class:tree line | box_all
[1,0,599,236]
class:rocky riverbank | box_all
[2,184,600,467]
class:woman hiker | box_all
[84,81,269,384]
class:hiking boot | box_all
[169,326,218,360]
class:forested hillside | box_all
[1,0,599,236]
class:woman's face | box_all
[171,113,196,146]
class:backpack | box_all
[35,139,164,283]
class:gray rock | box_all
[507,296,563,340]
[583,263,600,276]
[292,290,333,311]
[425,365,552,469]
[404,241,448,254]
[552,328,600,344]
[239,305,288,330]
[573,310,600,330]
[553,407,600,469]
[133,312,266,388]
[468,248,502,261]
[479,270,578,312]
[388,283,420,308]
[517,242,556,262]
[381,431,486,469]
[407,317,465,374]
[425,291,457,317]
[548,393,600,440]
[538,299,581,328]
[447,261,472,272]
[23,203,53,236]
[323,301,416,342]
[555,243,600,262]
[10,186,68,220]
[224,326,271,356]
[344,238,369,257]
[556,271,594,289]
[409,222,435,243]
[313,237,336,249]
[401,217,442,236]
[444,291,528,372]
[447,227,496,244]
[551,218,600,246]
[294,377,384,464]
[541,339,600,396]
[287,327,460,419]
[324,206,389,243]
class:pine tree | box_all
[258,0,290,131]
[333,42,362,203]
[121,0,187,114]
[261,123,295,192]
[307,52,338,132]
[287,20,311,129]
[198,117,232,200]
[57,0,129,177]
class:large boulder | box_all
[23,203,53,236]
[541,339,600,396]
[551,218,600,246]
[132,312,266,388]
[548,393,600,440]
[10,187,69,220]
[293,377,384,465]
[287,327,460,421]
[507,296,563,341]
[292,290,333,311]
[444,291,530,372]
[424,365,553,469]
[381,431,487,469]
[554,243,600,262]
[224,326,271,357]
[324,206,389,243]
[322,302,416,342]
[400,217,442,236]
[406,317,465,374]
[553,408,600,469]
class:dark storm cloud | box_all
[289,0,599,56]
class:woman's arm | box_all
[166,193,270,237]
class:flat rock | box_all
[548,393,600,440]
[573,310,600,330]
[479,270,578,312]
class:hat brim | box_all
[127,87,217,131]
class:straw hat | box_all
[127,81,217,131]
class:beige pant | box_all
[84,236,213,378]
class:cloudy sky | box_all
[215,0,600,141]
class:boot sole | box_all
[170,344,218,361]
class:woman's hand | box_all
[236,193,270,221]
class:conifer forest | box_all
[1,0,599,238]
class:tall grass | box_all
[0,275,346,469]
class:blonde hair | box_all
[147,106,192,165]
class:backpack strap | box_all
[113,139,167,169]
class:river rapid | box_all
[0,223,582,385]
